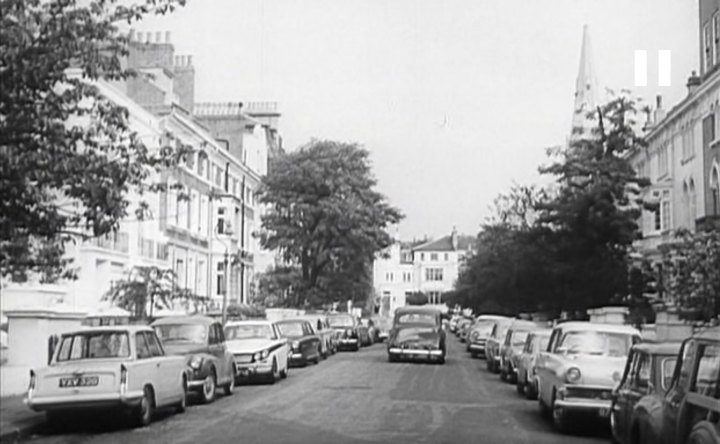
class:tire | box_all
[223,370,235,396]
[438,354,446,365]
[200,371,217,404]
[551,391,569,433]
[500,367,507,382]
[175,377,187,413]
[526,377,538,400]
[486,358,493,371]
[516,378,525,396]
[470,351,478,359]
[280,358,288,379]
[133,386,154,427]
[538,386,551,418]
[687,422,719,444]
[353,343,360,352]
[508,367,517,384]
[388,353,397,363]
[268,358,279,384]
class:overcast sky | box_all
[139,0,697,240]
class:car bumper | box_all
[26,390,144,412]
[468,343,486,353]
[338,339,359,348]
[235,362,274,378]
[288,352,308,366]
[388,348,444,360]
[554,398,612,418]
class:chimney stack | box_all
[687,71,701,95]
[654,95,666,123]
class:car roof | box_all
[476,315,512,321]
[60,325,153,335]
[553,321,641,335]
[151,315,216,326]
[276,319,307,324]
[692,326,720,341]
[508,320,542,329]
[395,307,441,314]
[225,320,273,327]
[632,341,683,356]
[529,329,552,337]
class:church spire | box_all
[570,25,600,141]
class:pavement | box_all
[7,338,610,444]
[0,394,44,443]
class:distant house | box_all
[372,228,474,316]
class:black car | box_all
[276,320,322,367]
[387,307,446,364]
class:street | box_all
[24,339,609,444]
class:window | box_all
[688,179,696,225]
[691,343,720,396]
[178,186,188,229]
[144,332,164,357]
[682,123,696,160]
[217,207,227,234]
[385,272,393,282]
[167,180,178,226]
[138,237,154,259]
[430,253,438,261]
[705,21,714,73]
[661,190,671,231]
[715,14,720,70]
[135,333,151,359]
[185,151,195,170]
[631,352,652,389]
[216,260,226,295]
[444,253,449,261]
[420,253,425,261]
[214,164,224,188]
[712,166,720,216]
[658,143,669,177]
[175,258,185,288]
[197,258,207,296]
[191,190,200,232]
[197,154,206,178]
[200,195,209,235]
[208,324,218,345]
[425,268,443,281]
[156,242,169,261]
[56,332,130,361]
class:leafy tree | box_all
[103,266,205,319]
[0,0,186,281]
[253,266,302,307]
[660,229,720,321]
[258,140,403,307]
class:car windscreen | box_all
[661,357,678,391]
[277,322,305,337]
[511,330,530,346]
[328,316,354,328]
[396,313,436,325]
[56,331,130,361]
[225,324,273,340]
[154,324,207,345]
[537,335,550,352]
[557,331,635,357]
[473,320,496,334]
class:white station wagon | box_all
[26,326,188,427]
[535,321,641,433]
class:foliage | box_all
[253,266,302,307]
[405,291,428,306]
[226,303,266,320]
[103,266,206,319]
[453,95,649,316]
[659,229,720,321]
[258,140,403,307]
[0,0,186,281]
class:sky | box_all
[139,0,697,240]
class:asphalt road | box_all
[25,337,610,444]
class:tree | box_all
[103,266,206,319]
[660,229,720,321]
[257,140,403,307]
[1,0,186,281]
[253,266,302,307]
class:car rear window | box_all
[397,313,436,325]
[56,332,130,361]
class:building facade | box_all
[372,228,474,316]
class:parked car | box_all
[499,320,542,383]
[467,315,511,359]
[387,306,446,364]
[515,329,551,399]
[535,322,642,433]
[485,317,515,373]
[327,313,361,351]
[224,320,290,384]
[457,317,474,342]
[657,326,720,444]
[26,326,187,427]
[610,341,681,444]
[152,316,236,404]
[360,318,378,344]
[449,315,461,333]
[371,316,393,342]
[276,319,322,366]
[300,314,336,358]
[357,319,373,347]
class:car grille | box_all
[401,343,436,350]
[473,338,487,345]
[565,386,613,400]
[234,354,253,364]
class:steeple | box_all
[570,25,600,142]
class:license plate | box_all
[598,408,610,418]
[238,369,250,377]
[59,376,99,388]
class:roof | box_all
[276,319,307,325]
[413,234,475,252]
[509,320,544,330]
[225,320,273,327]
[151,315,216,326]
[693,326,720,341]
[553,321,641,335]
[476,315,512,321]
[529,329,552,337]
[62,325,153,334]
[632,342,682,356]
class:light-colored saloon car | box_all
[485,317,515,373]
[515,329,551,399]
[26,326,187,427]
[535,321,641,433]
[225,320,289,384]
[467,315,510,359]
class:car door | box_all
[613,350,638,443]
[303,322,318,358]
[662,339,695,444]
[536,328,561,405]
[212,323,232,383]
[134,332,156,400]
[141,331,168,406]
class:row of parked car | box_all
[25,311,389,428]
[450,314,720,444]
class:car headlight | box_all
[253,350,270,361]
[189,355,203,370]
[566,367,581,383]
[345,328,354,337]
[292,341,300,350]
[470,331,479,341]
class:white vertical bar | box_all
[634,50,648,87]
[658,50,672,87]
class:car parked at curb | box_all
[387,307,446,364]
[658,326,720,444]
[299,314,336,358]
[515,329,551,399]
[535,321,641,433]
[224,320,289,384]
[610,341,681,444]
[467,315,510,359]
[485,317,515,373]
[327,313,362,351]
[26,326,187,428]
[276,319,322,366]
[152,316,236,404]
[371,316,392,343]
[499,320,542,383]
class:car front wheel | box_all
[200,371,217,404]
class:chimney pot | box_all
[656,95,663,109]
[687,71,701,95]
